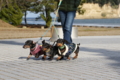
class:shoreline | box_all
[19,24,120,28]
[21,18,120,28]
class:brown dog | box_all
[56,39,80,60]
[23,40,46,60]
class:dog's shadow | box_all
[19,57,43,60]
[19,57,68,61]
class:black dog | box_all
[42,40,60,60]
[56,39,80,60]
[23,40,46,60]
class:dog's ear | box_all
[63,39,70,44]
[56,39,70,44]
[30,40,34,45]
[42,40,45,45]
[25,40,33,44]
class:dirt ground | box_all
[0,20,16,28]
[0,26,120,39]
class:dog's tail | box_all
[77,43,80,46]
[77,43,80,52]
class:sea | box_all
[21,18,120,27]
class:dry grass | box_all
[0,27,120,39]
[0,28,50,39]
[78,27,120,36]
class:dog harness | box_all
[30,44,42,55]
[45,48,51,56]
[58,43,77,57]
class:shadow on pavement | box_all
[19,56,72,61]
[0,41,24,45]
[81,47,120,72]
[19,57,44,61]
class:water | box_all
[74,18,120,27]
[22,18,120,27]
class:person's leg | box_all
[58,10,66,37]
[59,10,76,43]
[63,11,76,43]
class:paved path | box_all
[0,36,120,80]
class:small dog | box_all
[42,40,60,60]
[56,39,80,60]
[23,40,46,60]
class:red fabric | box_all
[30,44,42,55]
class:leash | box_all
[36,0,63,43]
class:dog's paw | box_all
[26,58,29,60]
[72,58,76,60]
[66,59,70,61]
[56,56,62,61]
[42,55,46,60]
[56,59,60,61]
[67,57,70,60]
[56,58,59,61]
[42,57,45,60]
[73,56,77,60]
[59,56,64,60]
[48,58,53,61]
[42,57,46,60]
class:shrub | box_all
[101,12,106,17]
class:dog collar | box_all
[59,45,65,49]
[58,44,68,56]
[30,44,38,51]
[31,47,35,50]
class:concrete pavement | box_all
[0,36,120,80]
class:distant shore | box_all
[21,18,120,28]
[76,3,120,19]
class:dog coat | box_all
[58,43,78,57]
[30,44,42,55]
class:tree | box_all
[77,0,86,15]
[15,0,37,25]
[0,0,10,11]
[0,3,23,25]
[0,0,38,25]
[31,0,57,28]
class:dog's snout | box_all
[23,45,27,49]
[23,45,30,49]
[23,45,25,48]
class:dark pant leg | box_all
[59,10,76,43]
